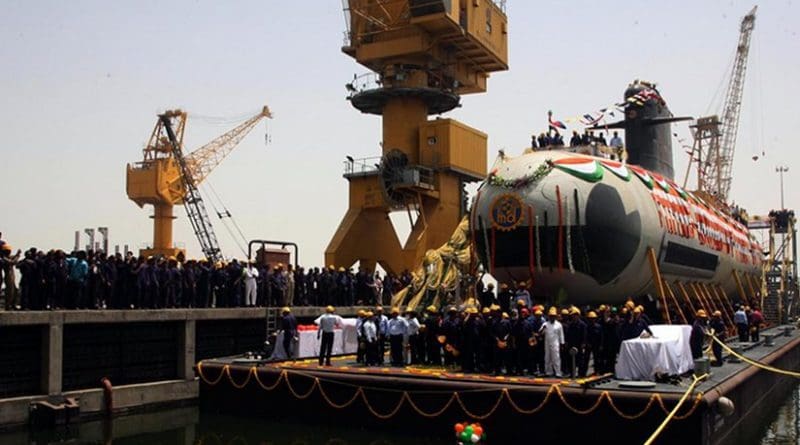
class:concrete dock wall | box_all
[0,306,360,428]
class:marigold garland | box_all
[487,161,553,189]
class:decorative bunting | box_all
[552,158,604,183]
[629,166,654,189]
[599,160,631,181]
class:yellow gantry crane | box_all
[126,106,272,260]
[326,0,509,274]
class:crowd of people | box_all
[0,241,410,311]
[293,280,768,378]
[304,299,651,378]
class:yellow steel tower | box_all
[326,0,509,274]
[126,106,272,259]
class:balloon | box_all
[471,434,480,443]
[465,425,474,435]
[460,431,471,442]
[455,423,465,433]
[473,426,483,436]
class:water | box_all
[3,386,800,445]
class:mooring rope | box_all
[644,373,708,445]
[711,335,800,378]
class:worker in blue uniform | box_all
[565,307,587,377]
[491,312,512,375]
[709,310,726,367]
[280,306,298,358]
[690,309,709,360]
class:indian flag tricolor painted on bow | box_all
[599,160,631,181]
[651,173,671,193]
[629,166,654,189]
[552,158,604,182]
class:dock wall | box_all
[0,307,360,428]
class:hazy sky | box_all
[2,1,798,263]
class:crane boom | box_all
[186,106,272,185]
[160,114,223,262]
[705,6,757,202]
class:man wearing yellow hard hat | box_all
[317,306,343,366]
[387,307,408,366]
[540,307,565,377]
[690,309,708,360]
[422,305,442,366]
[280,306,298,358]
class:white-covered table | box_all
[615,324,693,380]
[270,317,358,360]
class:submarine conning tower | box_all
[622,80,677,179]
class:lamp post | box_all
[776,166,789,210]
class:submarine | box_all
[471,80,762,303]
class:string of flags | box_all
[545,87,665,131]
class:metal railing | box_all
[344,155,383,176]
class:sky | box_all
[1,0,798,263]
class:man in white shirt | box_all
[406,310,422,364]
[540,307,565,377]
[362,311,378,366]
[242,261,259,307]
[387,307,409,366]
[375,306,389,365]
[317,305,343,366]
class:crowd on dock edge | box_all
[0,237,405,311]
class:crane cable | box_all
[643,373,708,445]
[200,182,248,258]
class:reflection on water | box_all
[760,384,800,445]
[2,386,800,445]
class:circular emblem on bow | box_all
[490,194,525,231]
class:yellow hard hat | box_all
[569,306,581,316]
[365,310,374,317]
[633,307,642,315]
[561,309,570,316]
[548,307,558,316]
[696,309,708,318]
[490,304,501,311]
[502,312,509,319]
[391,307,400,315]
[516,299,526,306]
[587,311,598,319]
[281,306,291,313]
[328,265,335,270]
[326,305,335,313]
[426,305,438,313]
[357,309,366,317]
[466,306,479,314]
[0,244,11,251]
[482,307,491,315]
[338,266,346,272]
[598,304,608,312]
[621,307,629,314]
[518,281,528,288]
[534,309,544,316]
[712,310,722,317]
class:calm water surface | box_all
[3,385,799,445]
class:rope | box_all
[644,373,708,445]
[405,392,456,418]
[196,362,227,385]
[253,369,285,391]
[556,185,564,270]
[361,391,408,419]
[565,195,575,274]
[317,380,363,409]
[284,373,319,399]
[503,386,554,415]
[555,386,606,415]
[454,391,506,420]
[225,365,253,389]
[712,335,800,377]
[535,215,542,272]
